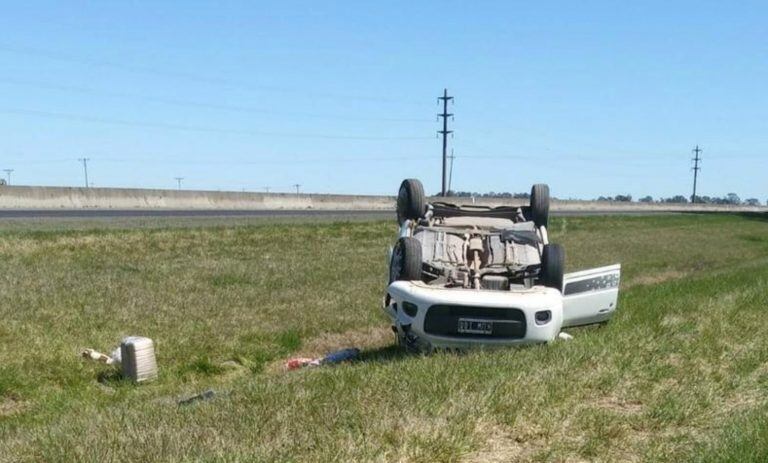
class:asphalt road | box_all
[0,209,395,219]
[0,209,682,219]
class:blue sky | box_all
[0,1,766,200]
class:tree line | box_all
[445,191,765,206]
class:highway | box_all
[0,209,395,219]
[0,209,684,219]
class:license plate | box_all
[458,318,493,335]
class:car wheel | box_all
[541,243,565,291]
[389,237,422,283]
[530,184,550,228]
[396,179,426,224]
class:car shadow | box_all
[357,344,413,363]
[356,342,529,364]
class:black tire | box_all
[389,237,422,283]
[540,243,565,291]
[530,184,550,228]
[397,179,426,224]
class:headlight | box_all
[534,310,552,325]
[402,301,419,317]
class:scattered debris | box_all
[285,357,322,370]
[285,347,360,371]
[558,332,574,341]
[322,348,360,364]
[95,382,117,395]
[81,348,117,365]
[178,389,216,406]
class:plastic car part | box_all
[530,184,550,228]
[120,336,158,383]
[540,243,565,291]
[389,237,423,282]
[396,178,426,224]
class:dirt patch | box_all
[464,422,546,463]
[0,395,26,417]
[627,270,688,288]
[593,396,644,415]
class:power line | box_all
[437,88,454,196]
[0,42,425,106]
[0,78,432,123]
[691,145,702,203]
[78,158,90,188]
[3,169,13,185]
[0,155,437,167]
[0,107,433,141]
[174,177,184,190]
[0,153,679,168]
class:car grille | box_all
[423,305,526,339]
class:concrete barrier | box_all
[0,186,395,210]
[0,185,765,213]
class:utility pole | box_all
[78,158,90,188]
[293,184,301,196]
[691,145,702,203]
[447,149,455,194]
[3,169,13,185]
[175,177,184,190]
[264,186,270,194]
[437,88,454,196]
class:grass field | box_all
[1,213,767,462]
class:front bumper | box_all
[384,281,564,351]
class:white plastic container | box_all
[120,336,158,383]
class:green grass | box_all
[1,213,767,462]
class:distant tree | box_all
[597,196,613,201]
[709,196,726,205]
[726,193,741,205]
[614,194,632,202]
[639,195,653,203]
[745,198,760,206]
[662,195,689,204]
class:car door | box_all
[561,264,621,327]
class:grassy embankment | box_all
[1,213,767,462]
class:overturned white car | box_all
[384,178,621,352]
